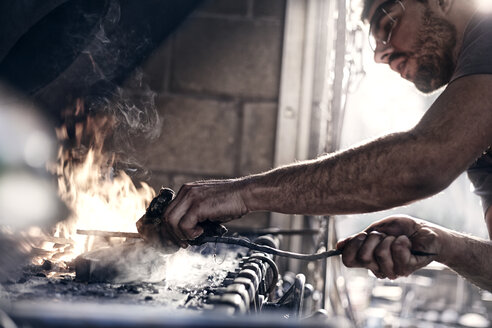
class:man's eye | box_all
[379,16,395,36]
[372,23,388,41]
[378,16,396,40]
[383,21,393,36]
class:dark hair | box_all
[362,0,428,22]
[362,0,378,21]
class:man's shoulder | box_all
[465,11,492,39]
[450,11,492,83]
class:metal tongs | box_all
[79,187,436,260]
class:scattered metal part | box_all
[264,274,306,317]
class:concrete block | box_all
[253,0,285,19]
[240,102,277,175]
[170,174,211,191]
[142,95,239,176]
[227,212,269,229]
[171,17,283,100]
[141,40,172,92]
[147,171,174,193]
[198,0,249,16]
[147,173,216,197]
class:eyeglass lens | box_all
[368,0,404,51]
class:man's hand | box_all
[163,179,249,242]
[336,215,442,279]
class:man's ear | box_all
[437,0,454,14]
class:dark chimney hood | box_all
[0,0,203,119]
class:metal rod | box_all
[227,227,320,236]
[76,230,142,239]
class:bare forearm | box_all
[437,228,492,291]
[241,77,492,216]
[242,131,466,215]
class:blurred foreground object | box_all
[0,84,66,281]
[0,83,64,228]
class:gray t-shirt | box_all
[450,11,492,82]
[453,11,492,213]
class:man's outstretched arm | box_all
[337,215,492,292]
[162,74,492,242]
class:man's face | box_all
[368,0,457,93]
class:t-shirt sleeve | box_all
[467,150,492,214]
[450,12,492,82]
[459,13,492,213]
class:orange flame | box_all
[47,101,155,262]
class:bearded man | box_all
[147,0,492,290]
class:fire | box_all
[46,101,155,263]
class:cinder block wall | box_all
[135,0,286,228]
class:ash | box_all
[0,244,242,310]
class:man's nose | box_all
[374,44,394,64]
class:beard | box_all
[412,7,457,93]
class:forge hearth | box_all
[74,240,170,283]
[2,232,318,320]
[2,243,240,308]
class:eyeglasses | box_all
[368,0,406,51]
